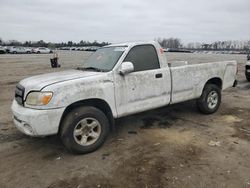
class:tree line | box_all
[1,37,250,51]
[157,38,183,49]
[0,38,110,48]
[157,37,250,51]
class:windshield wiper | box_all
[76,67,105,72]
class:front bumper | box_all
[11,100,65,136]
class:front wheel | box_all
[60,106,110,154]
[197,84,221,114]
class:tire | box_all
[197,84,221,114]
[37,51,40,54]
[60,106,110,154]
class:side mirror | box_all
[119,62,134,75]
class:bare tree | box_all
[157,37,182,49]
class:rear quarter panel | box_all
[222,61,237,90]
[170,61,237,104]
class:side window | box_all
[123,45,160,72]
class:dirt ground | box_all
[0,51,249,188]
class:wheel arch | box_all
[204,77,223,89]
[58,98,115,134]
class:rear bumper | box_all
[11,100,65,136]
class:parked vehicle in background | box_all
[4,46,11,53]
[85,46,100,51]
[25,47,32,53]
[0,46,6,54]
[246,60,250,81]
[9,47,33,54]
[59,47,70,50]
[247,54,250,61]
[11,41,238,154]
[77,47,89,51]
[9,47,27,54]
[76,47,85,51]
[32,47,53,54]
[58,46,100,51]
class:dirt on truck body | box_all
[0,51,250,188]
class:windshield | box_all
[82,46,127,72]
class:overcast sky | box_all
[0,0,249,44]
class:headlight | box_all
[25,92,53,106]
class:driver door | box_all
[114,45,171,117]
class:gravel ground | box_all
[0,51,249,188]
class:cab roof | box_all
[106,41,159,48]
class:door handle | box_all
[155,73,163,78]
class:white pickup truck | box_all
[11,41,238,154]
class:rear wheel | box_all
[197,84,221,114]
[37,51,40,54]
[60,106,110,154]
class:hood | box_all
[20,69,101,95]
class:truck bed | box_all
[169,61,237,104]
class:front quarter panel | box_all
[39,73,118,117]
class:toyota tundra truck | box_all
[11,41,238,154]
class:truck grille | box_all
[15,84,25,105]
